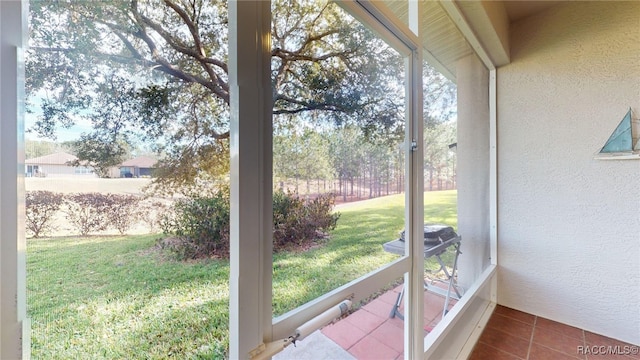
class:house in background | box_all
[24,151,161,179]
[24,151,121,178]
[119,156,157,178]
[24,152,93,177]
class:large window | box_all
[26,0,234,358]
[270,0,407,317]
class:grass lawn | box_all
[27,190,457,359]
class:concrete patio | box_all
[276,284,457,359]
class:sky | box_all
[25,112,91,143]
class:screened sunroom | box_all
[1,1,638,359]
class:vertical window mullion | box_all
[404,43,425,360]
[228,1,273,358]
[0,0,29,358]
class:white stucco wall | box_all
[497,2,640,345]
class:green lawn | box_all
[27,190,457,359]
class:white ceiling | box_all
[381,1,563,80]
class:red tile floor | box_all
[321,284,456,360]
[469,305,640,360]
[320,287,639,360]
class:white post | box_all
[406,1,424,358]
[228,1,273,359]
[0,0,29,358]
[489,69,497,268]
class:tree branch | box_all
[128,0,230,103]
[273,94,354,115]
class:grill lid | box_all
[399,224,456,245]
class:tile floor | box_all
[469,305,640,360]
[281,287,638,360]
[320,284,456,360]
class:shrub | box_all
[305,193,340,233]
[166,187,231,259]
[165,189,340,259]
[272,190,305,247]
[25,191,64,238]
[105,194,141,235]
[138,200,168,234]
[159,204,177,235]
[272,191,340,250]
[64,193,112,236]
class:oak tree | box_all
[27,0,403,189]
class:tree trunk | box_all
[386,173,389,195]
[429,167,434,191]
[370,159,374,198]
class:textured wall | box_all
[497,1,640,345]
[456,54,491,290]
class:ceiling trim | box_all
[440,1,500,70]
[423,48,456,81]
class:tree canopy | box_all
[27,0,453,190]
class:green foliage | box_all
[164,187,231,259]
[424,121,457,190]
[163,188,340,259]
[104,194,142,235]
[137,200,169,234]
[147,141,230,197]
[64,193,113,236]
[273,123,334,193]
[328,126,363,183]
[304,195,341,232]
[25,191,64,238]
[272,190,340,250]
[71,134,130,178]
[27,191,457,358]
[25,140,73,160]
[27,0,413,192]
[66,75,137,177]
[273,190,458,315]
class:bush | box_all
[306,193,341,232]
[25,191,64,238]
[64,193,113,236]
[165,187,231,259]
[272,191,340,250]
[138,200,168,234]
[105,194,141,235]
[164,188,340,259]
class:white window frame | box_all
[229,1,428,359]
[1,0,29,358]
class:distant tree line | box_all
[273,120,456,201]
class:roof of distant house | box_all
[25,152,78,165]
[120,156,157,168]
